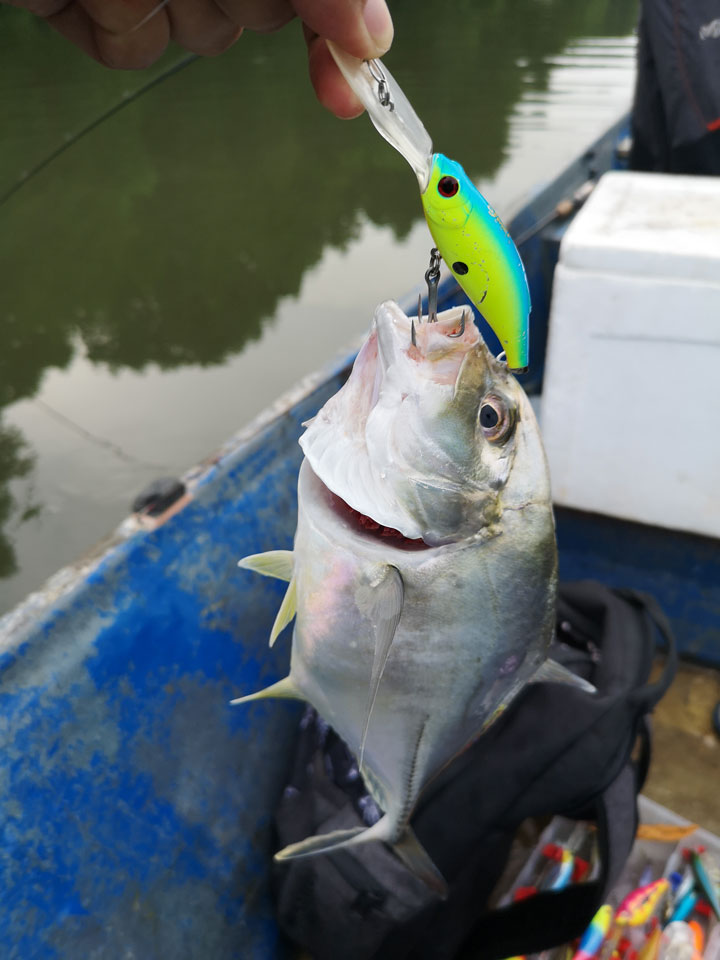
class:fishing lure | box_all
[637,926,663,960]
[690,850,720,920]
[328,43,531,373]
[572,904,614,960]
[668,891,698,924]
[546,848,576,891]
[616,879,670,927]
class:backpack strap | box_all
[616,589,677,710]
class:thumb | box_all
[292,0,393,60]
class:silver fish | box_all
[233,300,590,894]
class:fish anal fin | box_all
[530,658,596,694]
[358,566,404,767]
[238,550,293,581]
[269,576,297,648]
[229,675,302,706]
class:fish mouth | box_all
[300,300,486,545]
[327,487,431,551]
[376,301,479,375]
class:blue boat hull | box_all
[0,365,348,959]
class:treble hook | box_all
[367,59,394,110]
[425,247,441,323]
[448,310,466,338]
[411,295,420,347]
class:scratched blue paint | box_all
[2,114,719,958]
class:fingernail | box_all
[363,0,394,54]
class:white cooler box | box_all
[541,171,720,537]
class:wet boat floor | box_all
[644,658,720,835]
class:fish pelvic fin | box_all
[269,576,297,648]
[529,658,596,694]
[238,550,294,581]
[274,815,448,899]
[359,566,404,768]
[229,675,302,706]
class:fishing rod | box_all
[0,50,200,209]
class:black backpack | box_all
[274,581,678,960]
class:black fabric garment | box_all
[631,0,720,174]
[274,583,677,960]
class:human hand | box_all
[3,0,394,117]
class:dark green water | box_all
[0,0,638,613]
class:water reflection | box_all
[0,0,637,600]
[0,425,38,580]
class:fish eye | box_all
[479,395,514,443]
[438,175,459,198]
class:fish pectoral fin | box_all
[359,566,404,767]
[229,675,303,705]
[238,550,294,581]
[269,576,297,648]
[529,658,596,694]
[275,816,448,900]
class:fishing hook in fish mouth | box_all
[447,311,466,338]
[367,59,394,110]
[425,247,441,322]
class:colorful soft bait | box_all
[421,154,530,371]
[616,879,670,927]
[572,904,614,960]
[327,43,531,373]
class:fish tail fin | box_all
[274,815,448,899]
[229,675,303,706]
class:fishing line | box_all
[130,0,173,33]
[33,398,169,472]
[0,50,199,208]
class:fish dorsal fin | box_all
[269,577,297,648]
[358,566,404,769]
[529,658,597,694]
[238,550,294,581]
[229,675,302,705]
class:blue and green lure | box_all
[421,154,530,371]
[328,44,531,372]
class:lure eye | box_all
[479,395,514,443]
[437,175,459,198]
